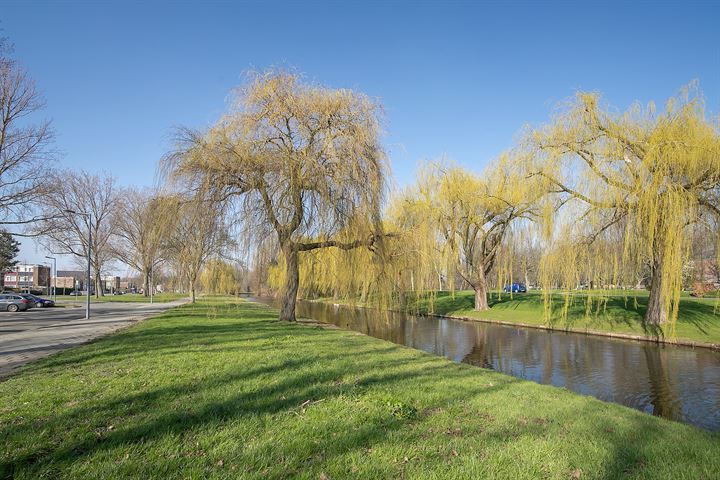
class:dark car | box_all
[18,294,38,308]
[503,283,527,293]
[0,294,30,312]
[23,294,55,308]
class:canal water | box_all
[252,298,720,431]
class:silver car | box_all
[0,294,29,312]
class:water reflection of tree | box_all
[542,336,554,385]
[643,346,681,420]
[461,325,492,369]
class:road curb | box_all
[0,298,192,381]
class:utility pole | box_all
[45,256,56,301]
[65,209,91,320]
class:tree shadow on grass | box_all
[21,327,392,381]
[17,303,286,374]
[0,349,515,477]
[2,299,718,478]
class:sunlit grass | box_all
[409,291,720,345]
[1,297,717,479]
[53,293,188,303]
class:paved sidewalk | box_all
[0,299,188,379]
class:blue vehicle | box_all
[21,294,55,308]
[503,283,527,293]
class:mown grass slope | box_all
[1,297,718,479]
[404,290,720,345]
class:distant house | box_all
[54,270,86,292]
[4,264,51,293]
[120,279,140,293]
[102,276,121,293]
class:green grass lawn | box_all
[406,290,720,345]
[54,293,188,303]
[1,297,718,479]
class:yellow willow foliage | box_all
[295,156,544,313]
[268,224,419,308]
[200,259,240,294]
[165,70,389,321]
[530,84,720,332]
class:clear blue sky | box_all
[3,1,719,269]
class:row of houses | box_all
[2,264,135,294]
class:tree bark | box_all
[645,256,668,326]
[144,270,150,297]
[473,269,490,311]
[94,272,103,298]
[279,242,299,322]
[474,284,489,311]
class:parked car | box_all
[68,290,83,296]
[18,294,38,308]
[503,283,527,293]
[23,294,55,308]
[0,294,30,312]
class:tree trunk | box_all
[94,272,103,298]
[473,270,489,311]
[474,284,489,311]
[279,243,299,322]
[144,270,150,297]
[645,257,668,326]
[360,279,369,303]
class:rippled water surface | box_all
[252,298,720,431]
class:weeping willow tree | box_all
[166,71,389,321]
[529,85,720,329]
[293,157,543,312]
[200,259,241,294]
[394,158,540,310]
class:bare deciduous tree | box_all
[111,188,171,296]
[0,42,55,228]
[163,195,231,302]
[33,171,118,296]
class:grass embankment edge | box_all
[0,297,718,479]
[307,290,720,350]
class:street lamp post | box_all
[44,256,56,301]
[64,209,91,320]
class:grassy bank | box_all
[317,290,720,346]
[408,290,720,346]
[54,293,188,303]
[1,298,718,479]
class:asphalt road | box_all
[0,300,186,378]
